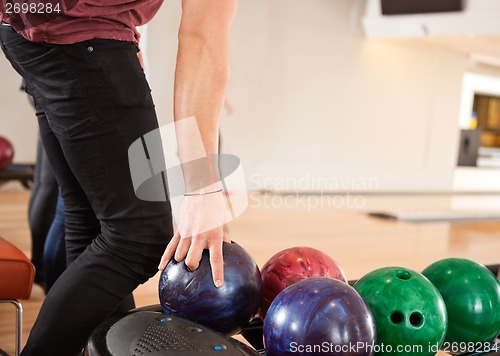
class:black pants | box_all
[28,136,58,285]
[0,25,173,356]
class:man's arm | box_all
[158,0,237,288]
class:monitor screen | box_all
[381,0,463,15]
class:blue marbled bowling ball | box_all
[264,277,376,356]
[159,241,262,335]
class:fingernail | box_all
[215,279,223,288]
[158,263,164,270]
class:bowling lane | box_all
[134,192,500,303]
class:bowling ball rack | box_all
[0,164,34,188]
[85,265,500,356]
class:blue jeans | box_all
[42,191,65,293]
[0,24,173,356]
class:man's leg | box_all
[1,26,172,355]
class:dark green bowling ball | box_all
[354,267,447,356]
[422,258,500,345]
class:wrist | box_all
[184,182,223,196]
[184,188,223,197]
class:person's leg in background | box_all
[42,191,65,293]
[1,26,172,356]
[27,136,58,286]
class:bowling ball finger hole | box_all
[394,270,412,280]
[390,311,404,324]
[409,312,424,328]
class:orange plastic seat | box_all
[0,236,35,356]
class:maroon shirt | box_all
[0,0,162,45]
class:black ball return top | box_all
[85,308,264,356]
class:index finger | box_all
[158,231,181,270]
[209,241,224,288]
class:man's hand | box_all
[158,191,231,288]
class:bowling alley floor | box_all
[1,188,500,354]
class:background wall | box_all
[0,58,38,162]
[0,0,472,192]
[148,0,467,193]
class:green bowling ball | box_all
[354,267,447,356]
[422,258,500,345]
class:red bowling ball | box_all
[259,246,347,319]
[0,136,14,170]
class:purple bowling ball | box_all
[264,277,376,356]
[159,241,262,335]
